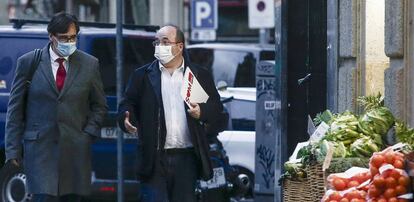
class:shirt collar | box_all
[49,46,69,62]
[159,59,185,73]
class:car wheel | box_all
[0,162,32,202]
[234,166,254,199]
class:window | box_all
[91,37,155,95]
[188,48,257,87]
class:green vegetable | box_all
[283,162,307,181]
[357,93,395,138]
[314,110,334,126]
[350,136,381,157]
[395,121,414,147]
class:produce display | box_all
[322,189,367,202]
[327,168,371,191]
[367,149,411,201]
[282,93,414,202]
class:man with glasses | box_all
[118,25,224,202]
[5,12,107,202]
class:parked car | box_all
[0,21,274,201]
[187,43,275,198]
[0,20,157,201]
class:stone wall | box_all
[384,0,406,120]
[337,0,361,112]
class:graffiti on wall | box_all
[257,144,275,189]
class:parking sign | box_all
[191,0,218,30]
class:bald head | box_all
[156,25,185,45]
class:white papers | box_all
[181,67,209,108]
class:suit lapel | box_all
[39,44,59,96]
[146,61,162,105]
[58,51,80,99]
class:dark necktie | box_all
[55,58,66,92]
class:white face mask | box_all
[154,45,176,64]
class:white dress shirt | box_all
[160,61,193,149]
[49,46,69,81]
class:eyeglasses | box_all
[152,40,182,47]
[54,34,78,43]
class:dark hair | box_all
[163,24,185,43]
[47,12,80,35]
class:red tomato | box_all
[351,173,364,183]
[360,191,367,199]
[395,151,404,158]
[388,198,398,202]
[390,169,401,179]
[393,160,404,169]
[368,186,381,198]
[330,191,342,201]
[383,170,392,178]
[348,180,360,188]
[340,198,350,202]
[345,191,361,200]
[385,177,398,188]
[333,178,347,191]
[371,154,385,168]
[385,152,395,164]
[398,176,410,187]
[370,166,379,176]
[350,199,361,202]
[383,188,397,199]
[364,172,372,181]
[373,176,386,189]
[395,185,407,195]
[398,199,409,202]
[377,199,387,202]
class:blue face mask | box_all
[56,41,77,57]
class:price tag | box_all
[310,121,329,142]
[392,142,407,151]
[323,142,334,171]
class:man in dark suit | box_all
[5,12,107,202]
[118,25,224,202]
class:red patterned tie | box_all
[55,58,66,91]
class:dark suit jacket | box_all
[118,57,223,181]
[5,44,108,195]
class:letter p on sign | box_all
[196,2,211,27]
[191,0,217,30]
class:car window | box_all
[260,50,275,61]
[91,37,155,96]
[188,48,256,87]
[226,99,255,131]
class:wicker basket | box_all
[307,158,370,201]
[282,178,313,202]
[307,162,326,202]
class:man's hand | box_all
[124,111,138,134]
[9,159,20,167]
[187,103,201,119]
